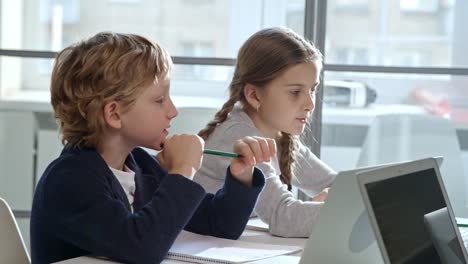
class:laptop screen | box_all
[364,168,466,264]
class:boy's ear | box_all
[243,83,262,110]
[103,101,122,129]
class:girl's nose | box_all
[304,93,315,112]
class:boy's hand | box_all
[156,134,204,179]
[229,136,276,187]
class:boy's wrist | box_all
[230,166,254,187]
[169,166,196,179]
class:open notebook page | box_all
[166,231,302,264]
[245,217,269,232]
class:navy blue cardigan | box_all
[30,147,265,264]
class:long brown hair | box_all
[198,27,322,188]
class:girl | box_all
[193,27,336,238]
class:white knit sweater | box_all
[193,104,336,237]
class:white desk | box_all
[55,229,306,264]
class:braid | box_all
[198,90,241,140]
[276,133,298,191]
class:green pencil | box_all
[203,149,241,158]
[456,217,468,228]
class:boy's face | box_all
[119,74,178,151]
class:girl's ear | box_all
[243,83,262,111]
[103,101,122,129]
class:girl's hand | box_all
[312,188,330,202]
[156,134,204,179]
[229,136,276,186]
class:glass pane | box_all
[170,64,233,98]
[0,56,233,100]
[321,72,468,216]
[0,57,53,99]
[325,0,468,67]
[0,0,305,58]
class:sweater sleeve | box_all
[41,160,206,264]
[254,161,326,238]
[291,142,337,198]
[185,166,265,239]
[254,144,336,237]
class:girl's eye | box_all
[290,90,301,96]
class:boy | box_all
[30,32,276,264]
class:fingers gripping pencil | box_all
[203,149,242,158]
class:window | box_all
[326,0,460,67]
[0,0,305,99]
[108,0,141,3]
[322,0,468,214]
[335,0,368,7]
[178,42,215,80]
[400,0,439,13]
[333,0,369,12]
[334,47,369,65]
[182,0,214,5]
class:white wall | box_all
[0,110,36,249]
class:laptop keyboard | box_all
[459,227,468,248]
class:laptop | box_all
[299,163,406,263]
[298,157,443,264]
[357,157,467,263]
[424,207,466,263]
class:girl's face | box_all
[119,74,178,151]
[252,62,321,139]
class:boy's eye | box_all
[155,96,165,104]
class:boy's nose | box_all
[167,98,178,119]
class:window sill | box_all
[0,91,225,113]
[0,91,52,112]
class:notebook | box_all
[166,231,302,264]
[357,157,468,263]
[245,217,269,232]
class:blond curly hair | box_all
[51,32,171,148]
